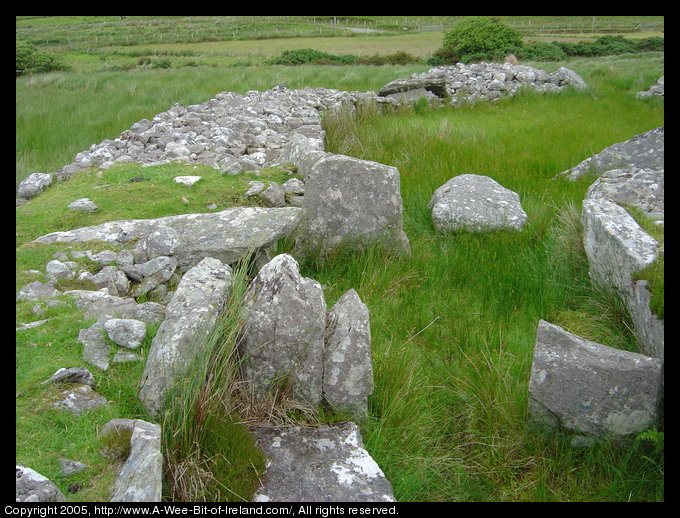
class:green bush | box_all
[16,40,70,76]
[266,48,358,65]
[517,42,567,61]
[357,51,421,65]
[591,35,638,56]
[442,17,523,63]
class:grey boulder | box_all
[429,174,527,232]
[239,254,326,408]
[294,153,410,258]
[528,320,663,438]
[16,466,65,502]
[323,289,373,419]
[252,422,395,502]
[139,257,232,417]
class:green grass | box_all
[16,51,663,501]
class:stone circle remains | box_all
[16,63,664,501]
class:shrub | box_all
[16,40,70,76]
[442,17,523,63]
[516,42,567,61]
[266,48,358,65]
[357,51,421,65]
[591,35,638,56]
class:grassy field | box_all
[16,17,664,502]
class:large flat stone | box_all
[34,207,304,271]
[252,422,395,502]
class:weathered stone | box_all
[68,198,99,212]
[260,181,286,207]
[16,465,65,502]
[557,127,664,180]
[581,197,658,297]
[17,173,54,199]
[64,290,166,324]
[45,260,75,281]
[41,366,96,387]
[429,174,527,232]
[139,257,232,417]
[53,384,109,415]
[58,458,89,476]
[239,254,326,407]
[173,175,202,186]
[78,321,113,371]
[132,223,179,262]
[528,320,663,438]
[252,422,395,502]
[637,76,664,99]
[294,153,410,257]
[17,281,59,302]
[104,318,146,349]
[35,207,304,272]
[91,266,131,297]
[282,178,305,195]
[323,289,373,419]
[585,167,664,218]
[101,419,162,502]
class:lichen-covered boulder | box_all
[323,289,373,419]
[238,254,326,408]
[294,153,410,258]
[528,321,663,439]
[139,257,232,417]
[429,174,527,232]
[252,422,395,502]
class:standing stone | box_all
[139,257,232,417]
[294,153,410,258]
[528,320,663,439]
[101,419,163,502]
[323,289,373,419]
[252,422,395,502]
[239,254,326,408]
[429,174,527,232]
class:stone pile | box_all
[17,64,593,501]
[379,62,587,106]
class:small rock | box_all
[68,198,99,212]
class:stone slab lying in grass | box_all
[252,422,395,502]
[34,206,304,272]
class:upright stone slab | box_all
[139,257,232,417]
[528,321,663,439]
[429,174,527,232]
[252,422,395,502]
[294,153,410,258]
[238,254,326,408]
[323,289,373,419]
[101,419,162,502]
